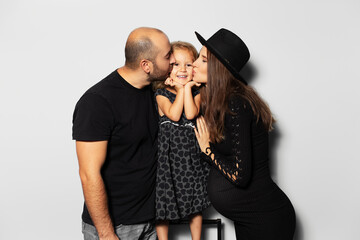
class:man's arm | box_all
[76,140,119,240]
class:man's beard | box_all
[148,62,169,82]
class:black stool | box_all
[169,218,222,240]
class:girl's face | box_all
[170,49,194,85]
[192,46,208,84]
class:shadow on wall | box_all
[243,62,304,240]
[240,61,257,85]
[269,125,303,240]
[294,215,303,240]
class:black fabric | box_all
[154,88,210,220]
[202,95,296,239]
[195,29,249,84]
[72,70,158,225]
[233,202,296,240]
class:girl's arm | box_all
[183,81,201,120]
[156,81,185,122]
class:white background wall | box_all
[1,0,359,239]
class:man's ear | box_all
[140,59,152,74]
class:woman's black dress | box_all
[201,96,296,240]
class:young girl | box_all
[153,41,210,240]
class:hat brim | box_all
[195,31,247,85]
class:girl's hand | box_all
[185,80,201,89]
[165,77,185,91]
[194,116,211,153]
[164,77,174,86]
[172,80,185,91]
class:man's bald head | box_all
[124,27,167,69]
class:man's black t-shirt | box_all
[72,70,158,225]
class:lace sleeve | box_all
[200,98,253,187]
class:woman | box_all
[193,28,296,240]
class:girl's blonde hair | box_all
[152,41,198,90]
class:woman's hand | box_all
[194,116,211,153]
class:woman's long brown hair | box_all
[201,50,275,143]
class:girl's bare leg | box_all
[189,213,202,240]
[156,220,169,240]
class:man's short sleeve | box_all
[72,93,114,141]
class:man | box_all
[73,27,174,240]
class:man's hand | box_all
[99,233,119,240]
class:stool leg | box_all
[217,220,221,240]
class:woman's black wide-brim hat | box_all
[195,28,250,85]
